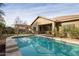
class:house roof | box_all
[31,15,79,26]
[31,16,54,26]
[52,15,79,23]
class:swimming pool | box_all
[15,35,79,56]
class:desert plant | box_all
[58,26,67,38]
[60,25,79,39]
[69,27,79,39]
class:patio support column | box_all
[52,22,55,36]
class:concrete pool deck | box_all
[53,37,79,45]
[6,34,33,56]
[40,35,79,45]
[6,37,21,56]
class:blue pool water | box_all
[15,35,79,56]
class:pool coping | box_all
[37,35,79,45]
[10,34,79,45]
[53,37,79,45]
[6,36,21,56]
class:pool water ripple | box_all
[15,35,79,56]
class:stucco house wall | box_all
[51,15,79,31]
[31,15,79,35]
[61,20,79,28]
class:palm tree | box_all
[0,4,5,56]
[0,3,5,35]
[0,3,5,22]
[0,3,5,16]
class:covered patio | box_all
[31,16,55,34]
[38,23,52,34]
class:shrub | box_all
[58,27,67,38]
[69,27,79,39]
[57,25,79,39]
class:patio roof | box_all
[52,15,79,23]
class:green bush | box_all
[54,24,79,39]
[69,27,79,39]
[57,25,79,39]
[2,27,15,34]
[58,27,67,38]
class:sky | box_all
[1,3,79,27]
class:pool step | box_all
[6,45,17,49]
[6,45,19,53]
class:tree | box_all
[0,3,5,16]
[0,3,5,35]
[3,27,15,34]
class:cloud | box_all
[2,3,79,26]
